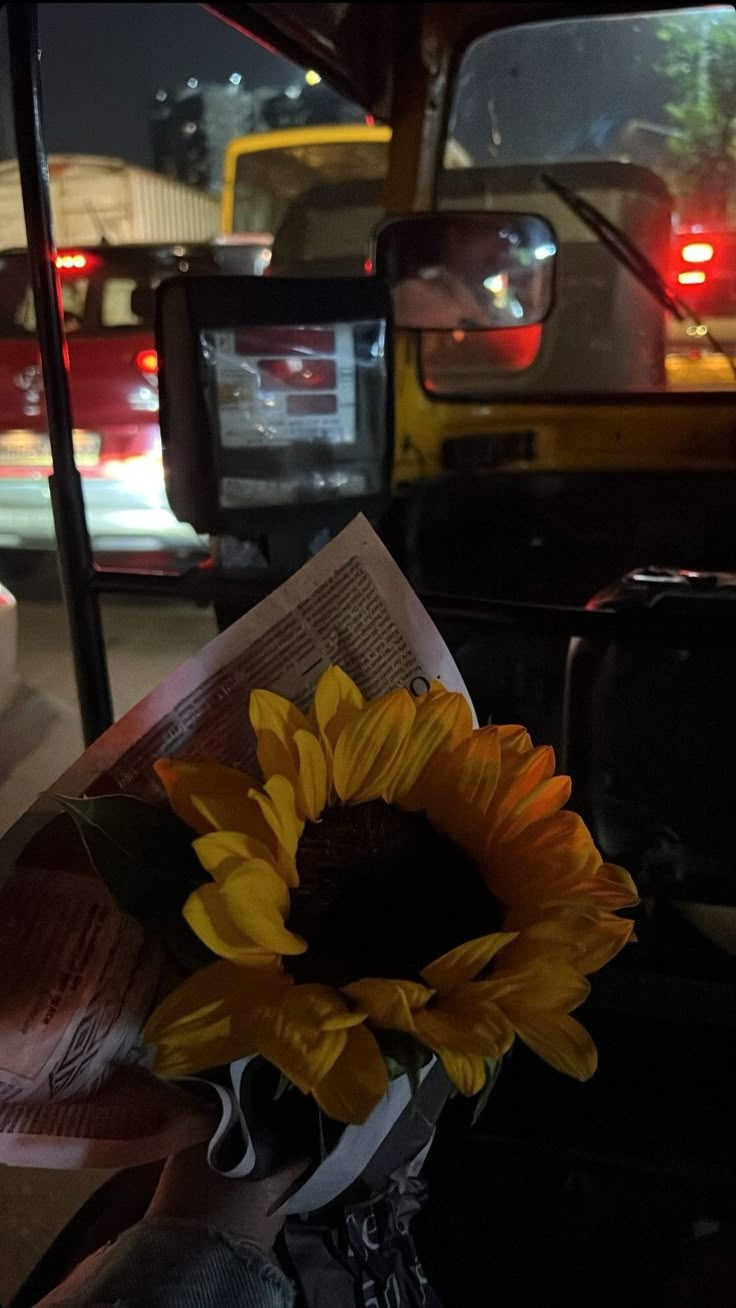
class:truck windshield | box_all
[437,6,736,396]
[229,132,389,235]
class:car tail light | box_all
[135,348,159,376]
[55,251,88,271]
[678,270,707,285]
[257,357,337,388]
[363,257,374,275]
[681,241,715,264]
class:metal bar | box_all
[88,561,736,646]
[90,564,211,600]
[8,2,113,743]
[420,592,736,644]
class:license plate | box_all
[0,429,101,467]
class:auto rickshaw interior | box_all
[8,2,736,1305]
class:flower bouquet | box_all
[0,517,637,1304]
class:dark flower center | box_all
[287,800,504,988]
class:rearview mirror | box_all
[374,212,556,331]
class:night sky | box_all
[1,3,299,167]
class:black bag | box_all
[563,566,736,907]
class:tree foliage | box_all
[658,14,736,219]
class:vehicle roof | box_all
[0,243,225,266]
[209,3,699,120]
[0,242,221,256]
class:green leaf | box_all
[471,1057,503,1127]
[376,1030,431,1093]
[55,793,208,927]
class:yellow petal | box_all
[497,775,572,842]
[250,689,315,788]
[250,688,312,747]
[332,689,416,803]
[145,960,285,1043]
[421,932,517,993]
[498,724,533,757]
[511,1012,598,1081]
[388,688,473,805]
[588,864,639,909]
[312,665,365,753]
[342,977,433,1032]
[486,809,599,907]
[182,884,282,964]
[247,776,303,886]
[256,730,298,789]
[154,759,259,836]
[254,983,353,1093]
[490,745,556,832]
[453,727,503,812]
[499,908,633,977]
[499,963,591,1016]
[436,1047,489,1097]
[490,914,586,974]
[313,1024,389,1124]
[572,912,635,973]
[415,987,515,1059]
[415,728,502,860]
[292,729,329,821]
[193,830,276,882]
[145,960,264,1043]
[152,1031,245,1079]
[147,964,288,1078]
[321,1006,367,1031]
[220,859,306,956]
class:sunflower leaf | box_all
[376,1031,431,1091]
[55,793,208,927]
[471,1057,503,1127]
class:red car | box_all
[0,242,253,560]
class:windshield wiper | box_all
[541,172,736,382]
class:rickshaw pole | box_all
[7,2,113,743]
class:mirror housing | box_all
[130,284,156,323]
[156,276,393,535]
[374,211,556,331]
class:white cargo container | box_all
[0,154,220,248]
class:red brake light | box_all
[55,252,88,271]
[257,357,336,389]
[681,241,715,264]
[363,257,374,275]
[135,348,158,375]
[678,270,707,285]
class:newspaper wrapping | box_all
[0,516,471,1173]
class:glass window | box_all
[100,276,153,329]
[233,138,389,236]
[440,7,736,396]
[0,266,89,335]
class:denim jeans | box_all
[35,1217,295,1308]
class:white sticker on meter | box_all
[206,325,357,449]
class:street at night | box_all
[1,1,735,1304]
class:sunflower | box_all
[145,666,637,1123]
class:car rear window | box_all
[0,268,91,336]
[0,252,218,336]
